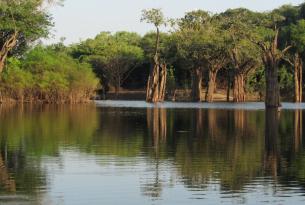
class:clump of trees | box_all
[0,46,99,103]
[69,3,305,108]
[71,32,144,97]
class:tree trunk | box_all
[115,84,120,99]
[159,63,167,101]
[261,30,286,108]
[191,67,204,102]
[233,73,245,102]
[265,62,280,108]
[0,31,18,73]
[205,70,217,102]
[146,27,167,103]
[227,70,231,102]
[146,63,167,103]
[146,64,160,102]
[294,53,303,103]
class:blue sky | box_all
[47,0,304,44]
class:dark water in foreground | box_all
[1,102,305,205]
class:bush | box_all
[0,46,100,103]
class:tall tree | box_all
[141,8,167,102]
[286,20,305,102]
[254,13,291,108]
[219,9,261,102]
[176,10,211,102]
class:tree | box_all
[141,8,167,102]
[218,9,262,102]
[175,10,211,102]
[0,0,53,73]
[204,20,228,102]
[254,12,291,108]
[72,32,144,96]
[286,20,305,102]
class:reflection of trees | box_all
[0,153,15,192]
[141,108,168,199]
[2,104,305,202]
[294,110,302,152]
[264,108,280,178]
[0,104,99,196]
[175,109,265,191]
[147,108,167,148]
[93,107,145,156]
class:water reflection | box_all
[0,104,305,204]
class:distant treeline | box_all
[1,1,305,105]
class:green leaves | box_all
[0,46,99,102]
[0,0,52,53]
[290,20,305,53]
[71,32,144,89]
[141,8,166,28]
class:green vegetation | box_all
[1,1,305,106]
[0,0,99,103]
[1,46,99,103]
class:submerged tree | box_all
[219,9,262,102]
[286,20,305,102]
[249,11,291,108]
[141,8,167,102]
[176,10,211,102]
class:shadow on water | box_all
[0,103,305,204]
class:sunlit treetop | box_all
[141,8,166,28]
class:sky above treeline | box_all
[47,0,304,44]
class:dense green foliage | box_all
[0,46,99,103]
[0,0,99,103]
[71,32,143,94]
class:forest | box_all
[1,0,305,107]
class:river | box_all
[0,101,305,205]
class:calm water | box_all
[0,102,305,205]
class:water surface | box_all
[0,102,305,205]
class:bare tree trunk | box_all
[265,62,280,108]
[146,63,167,102]
[0,31,18,73]
[191,67,204,102]
[146,64,160,102]
[233,73,245,102]
[205,69,218,102]
[294,53,303,103]
[159,63,167,101]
